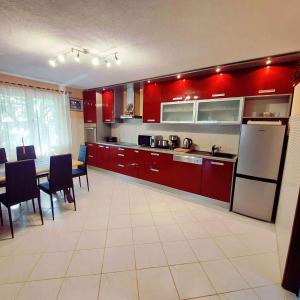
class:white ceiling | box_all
[0,0,299,89]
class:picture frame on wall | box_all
[69,97,83,111]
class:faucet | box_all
[211,145,222,156]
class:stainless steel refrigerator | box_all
[232,124,286,222]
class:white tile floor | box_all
[0,168,298,300]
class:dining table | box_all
[0,157,83,184]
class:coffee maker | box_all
[169,135,179,149]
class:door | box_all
[232,177,277,221]
[143,83,161,123]
[237,125,286,180]
[102,90,114,123]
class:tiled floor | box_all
[0,168,298,300]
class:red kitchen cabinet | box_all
[169,160,202,195]
[160,79,195,101]
[102,90,115,123]
[143,83,162,123]
[96,144,106,169]
[86,143,98,167]
[201,159,234,202]
[83,90,97,123]
[241,64,295,96]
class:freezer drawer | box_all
[237,124,285,180]
[232,177,277,221]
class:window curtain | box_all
[0,83,72,160]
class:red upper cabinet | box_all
[83,90,97,123]
[201,159,234,202]
[102,89,115,123]
[241,64,295,96]
[160,79,195,101]
[143,83,161,123]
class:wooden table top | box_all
[0,157,83,183]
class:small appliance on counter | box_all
[106,136,118,143]
[157,140,169,149]
[138,135,152,147]
[150,135,163,148]
[182,138,193,149]
[169,135,179,149]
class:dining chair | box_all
[16,145,37,161]
[38,154,76,220]
[0,148,7,164]
[72,145,89,191]
[0,160,43,238]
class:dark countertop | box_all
[94,141,237,162]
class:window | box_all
[0,83,71,160]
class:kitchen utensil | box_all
[150,135,163,148]
[157,140,169,149]
[174,147,192,153]
[106,136,117,143]
[182,138,193,149]
[169,135,179,149]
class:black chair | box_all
[72,145,89,191]
[16,145,37,161]
[38,154,76,220]
[0,148,7,164]
[0,160,43,238]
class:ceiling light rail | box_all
[48,47,121,68]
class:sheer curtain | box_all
[0,83,72,160]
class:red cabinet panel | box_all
[83,91,97,123]
[160,79,195,101]
[102,90,115,123]
[242,64,295,96]
[86,143,98,167]
[201,159,234,202]
[143,83,162,123]
[169,161,202,194]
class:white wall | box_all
[276,83,300,276]
[111,119,241,154]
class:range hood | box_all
[120,83,142,119]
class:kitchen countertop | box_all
[92,141,237,162]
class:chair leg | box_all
[0,203,3,226]
[50,194,54,220]
[37,196,44,225]
[86,173,90,192]
[32,199,36,213]
[78,176,81,188]
[8,206,14,238]
[72,186,76,211]
[63,190,66,203]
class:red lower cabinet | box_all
[170,161,202,195]
[201,159,234,202]
[86,143,98,167]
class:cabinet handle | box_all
[87,144,94,147]
[117,164,125,168]
[258,89,275,94]
[105,119,112,122]
[150,167,159,173]
[88,155,94,158]
[117,154,125,157]
[211,161,224,166]
[151,152,159,156]
[147,119,156,122]
[87,120,93,122]
[99,145,104,148]
[134,150,139,153]
[105,146,109,149]
[131,163,138,166]
[118,148,125,151]
[212,93,225,98]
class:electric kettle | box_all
[182,138,193,149]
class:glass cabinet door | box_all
[196,98,244,124]
[161,101,195,123]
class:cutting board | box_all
[174,147,192,153]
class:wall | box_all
[111,119,240,154]
[0,72,84,158]
[276,83,300,277]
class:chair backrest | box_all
[0,148,7,164]
[5,160,39,206]
[78,145,88,171]
[16,145,37,161]
[49,154,73,192]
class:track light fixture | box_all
[48,47,122,68]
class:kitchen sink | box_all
[191,150,236,159]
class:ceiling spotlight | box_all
[105,60,111,68]
[57,54,65,63]
[216,67,221,73]
[266,58,272,65]
[115,52,121,65]
[147,80,151,83]
[74,52,80,63]
[177,74,181,79]
[91,57,100,66]
[193,95,199,99]
[49,59,57,67]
